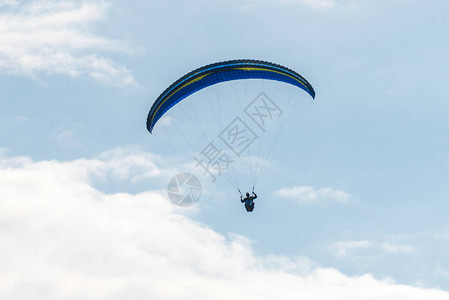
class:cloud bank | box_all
[0,1,135,85]
[0,149,448,299]
[332,240,415,258]
[275,185,351,204]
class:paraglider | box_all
[147,59,315,211]
[240,190,257,212]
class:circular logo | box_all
[167,173,202,207]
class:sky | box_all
[1,0,449,299]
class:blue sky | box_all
[1,0,449,298]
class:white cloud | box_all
[275,185,350,204]
[334,240,371,257]
[244,0,410,11]
[0,0,18,7]
[381,243,414,254]
[55,129,81,147]
[435,264,449,278]
[298,0,335,9]
[237,0,336,10]
[157,116,173,128]
[0,1,135,86]
[0,150,447,299]
[332,240,415,258]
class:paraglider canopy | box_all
[147,59,315,133]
